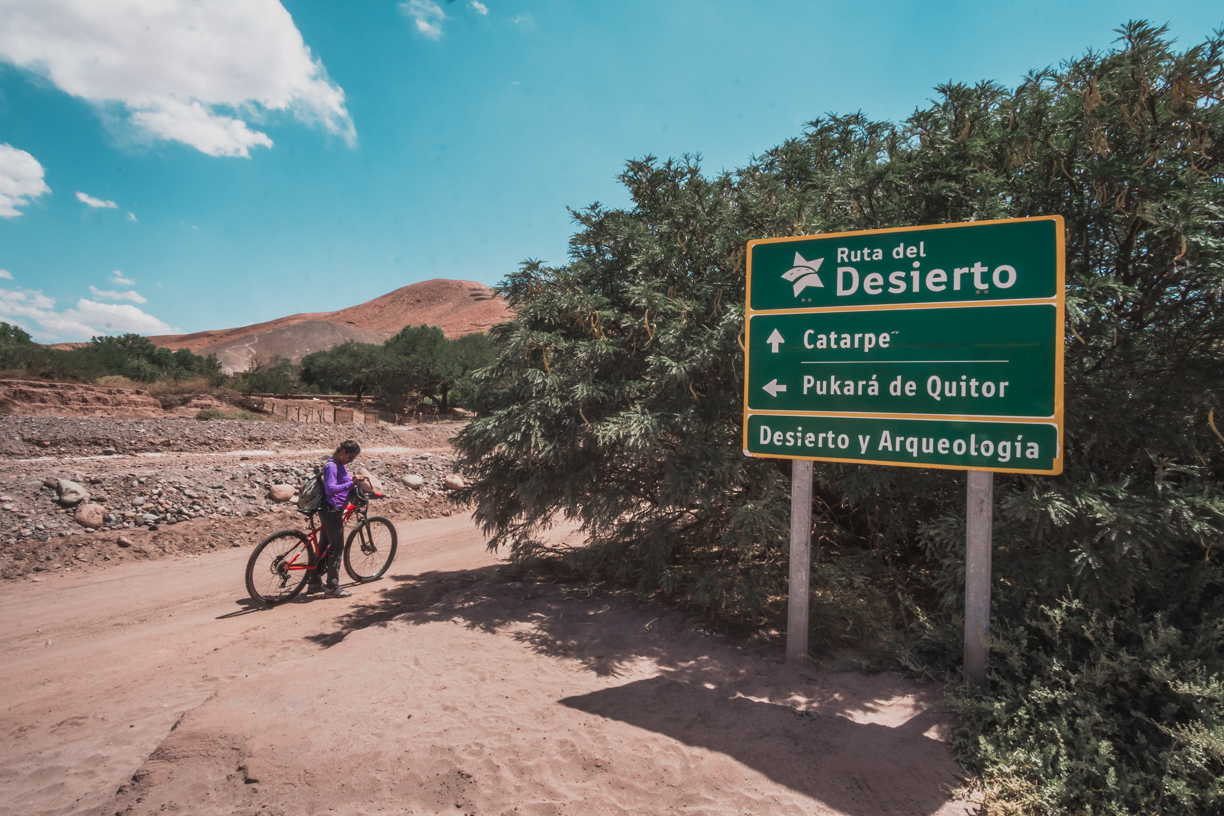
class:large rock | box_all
[56,479,90,505]
[443,474,465,490]
[355,467,383,493]
[268,484,296,502]
[402,474,424,489]
[74,503,105,529]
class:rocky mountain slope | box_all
[150,278,510,373]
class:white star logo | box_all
[781,253,824,296]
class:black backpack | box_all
[297,465,324,512]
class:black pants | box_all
[313,505,346,588]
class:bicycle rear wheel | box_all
[343,516,397,582]
[246,529,313,606]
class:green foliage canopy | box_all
[455,22,1224,815]
[300,327,494,409]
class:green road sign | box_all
[743,217,1065,474]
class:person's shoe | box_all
[324,586,352,598]
[306,580,324,593]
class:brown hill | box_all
[151,279,511,373]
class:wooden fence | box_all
[257,397,468,426]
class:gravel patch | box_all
[0,416,468,581]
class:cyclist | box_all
[308,439,369,597]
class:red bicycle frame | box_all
[280,500,362,574]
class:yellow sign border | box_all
[742,216,1066,475]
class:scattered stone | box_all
[443,474,465,490]
[268,484,295,502]
[36,440,51,448]
[55,479,90,506]
[403,474,424,488]
[117,536,133,548]
[73,503,106,529]
[101,447,117,455]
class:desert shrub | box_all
[194,408,263,421]
[456,21,1224,814]
[949,599,1224,815]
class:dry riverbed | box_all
[0,416,466,582]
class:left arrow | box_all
[763,379,787,397]
[766,328,785,353]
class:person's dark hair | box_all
[333,439,360,459]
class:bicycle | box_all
[244,488,398,607]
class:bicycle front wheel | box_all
[246,529,312,606]
[343,516,397,582]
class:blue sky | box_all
[0,0,1220,343]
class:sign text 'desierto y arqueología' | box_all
[743,217,1064,474]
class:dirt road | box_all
[0,513,495,816]
[1,513,972,816]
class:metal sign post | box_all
[964,470,993,686]
[742,217,1065,677]
[788,460,813,663]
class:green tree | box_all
[0,322,32,344]
[456,22,1224,814]
[300,341,384,398]
[235,355,301,394]
[376,325,494,410]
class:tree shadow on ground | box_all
[563,676,966,816]
[301,566,971,815]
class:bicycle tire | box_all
[246,529,313,607]
[343,516,397,582]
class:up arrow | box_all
[766,328,785,353]
[762,379,787,397]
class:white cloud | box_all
[127,211,137,222]
[469,1,488,15]
[0,286,176,340]
[0,270,12,280]
[76,190,118,208]
[131,98,273,158]
[401,0,445,39]
[511,13,533,26]
[110,270,134,285]
[89,285,147,304]
[0,0,356,158]
[0,143,51,217]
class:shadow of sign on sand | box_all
[294,566,971,814]
[562,675,959,816]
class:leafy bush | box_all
[456,21,1224,814]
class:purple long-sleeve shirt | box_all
[321,459,354,509]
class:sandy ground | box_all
[0,507,973,816]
